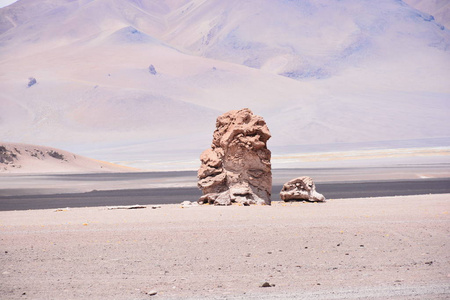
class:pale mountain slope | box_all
[403,0,450,28]
[162,0,449,79]
[0,142,140,173]
[0,0,449,170]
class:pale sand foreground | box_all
[1,195,449,299]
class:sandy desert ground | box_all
[1,194,449,299]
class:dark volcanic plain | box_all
[1,178,450,211]
[1,166,450,210]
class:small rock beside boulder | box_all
[280,176,325,202]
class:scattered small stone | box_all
[267,251,272,254]
[107,205,146,210]
[180,201,198,208]
[148,64,157,75]
[147,290,157,296]
[425,261,433,265]
[27,77,37,87]
[151,205,161,209]
[360,245,364,248]
[317,283,321,285]
[337,243,341,247]
[260,282,274,288]
[55,208,69,212]
[22,292,26,296]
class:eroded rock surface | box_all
[280,176,325,202]
[198,108,272,205]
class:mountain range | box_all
[0,142,137,173]
[0,0,449,170]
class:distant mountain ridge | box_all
[403,0,450,28]
[1,0,447,78]
[0,143,139,173]
[0,0,449,170]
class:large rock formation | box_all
[197,108,272,205]
[280,176,325,202]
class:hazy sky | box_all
[0,0,17,8]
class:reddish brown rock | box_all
[197,108,272,205]
[280,176,325,202]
